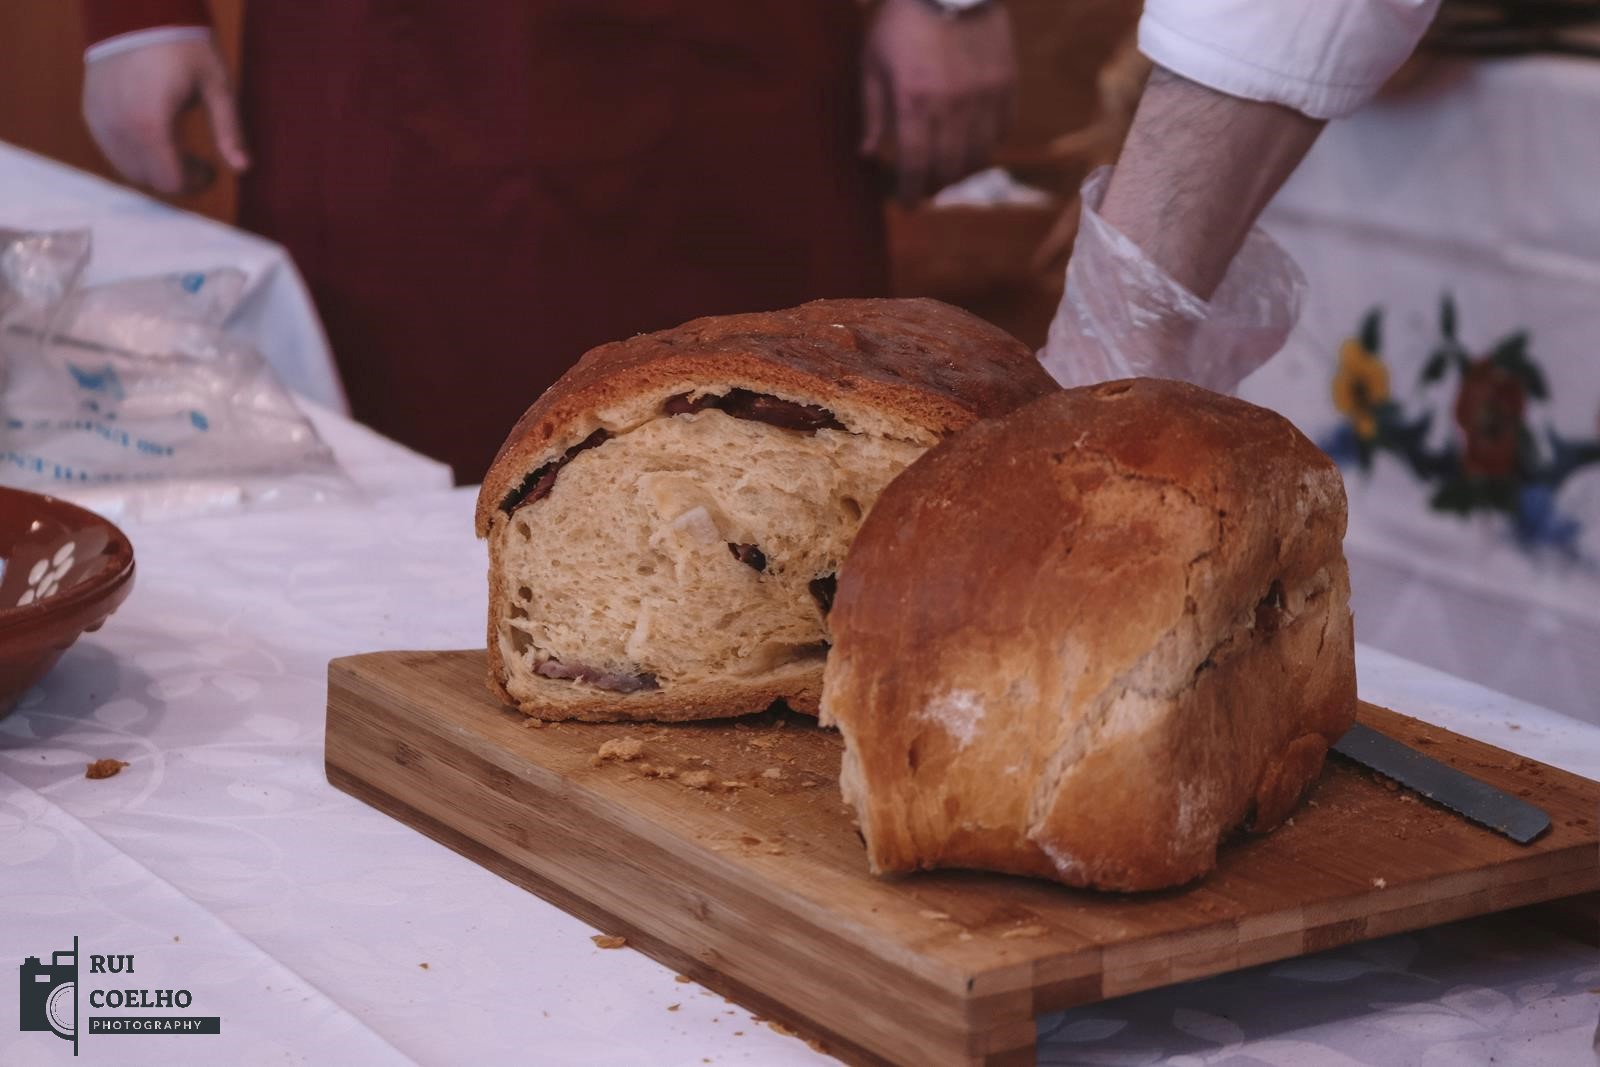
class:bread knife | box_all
[1330,724,1552,844]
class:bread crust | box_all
[478,298,1058,722]
[821,378,1357,892]
[475,298,1054,535]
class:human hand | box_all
[861,0,1017,205]
[82,37,249,196]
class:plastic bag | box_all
[1038,166,1306,394]
[0,228,351,521]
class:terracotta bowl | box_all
[0,487,136,718]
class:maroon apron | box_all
[236,1,887,482]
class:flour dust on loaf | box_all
[476,298,1058,722]
[821,378,1357,892]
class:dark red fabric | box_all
[81,0,210,45]
[235,1,887,483]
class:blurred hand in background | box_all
[861,0,1018,205]
[82,35,248,196]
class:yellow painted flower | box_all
[1332,338,1390,439]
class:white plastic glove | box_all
[82,36,249,196]
[1039,167,1305,394]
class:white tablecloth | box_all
[1246,56,1600,724]
[0,141,344,412]
[3,467,1596,1065]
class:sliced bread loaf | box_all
[476,298,1057,721]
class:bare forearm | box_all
[1097,66,1323,300]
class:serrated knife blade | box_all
[1330,723,1551,844]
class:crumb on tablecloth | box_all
[418,962,429,970]
[85,759,129,780]
[591,934,627,949]
[674,974,692,984]
[667,1004,679,1012]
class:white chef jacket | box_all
[1140,0,1443,120]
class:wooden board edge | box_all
[325,673,1041,1067]
[329,654,1022,1002]
[326,761,1035,1067]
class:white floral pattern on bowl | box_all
[19,541,76,607]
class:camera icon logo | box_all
[19,940,77,1051]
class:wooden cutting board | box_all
[325,649,1600,1067]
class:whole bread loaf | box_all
[476,298,1057,722]
[820,378,1356,891]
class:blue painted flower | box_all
[1321,423,1361,466]
[1514,484,1580,552]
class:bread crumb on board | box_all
[918,910,951,921]
[85,759,129,780]
[591,934,627,949]
[592,737,645,765]
[681,770,716,790]
[1001,924,1050,939]
[1371,877,1387,889]
[760,767,784,780]
[521,717,546,729]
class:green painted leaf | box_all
[1356,435,1375,473]
[1420,350,1450,384]
[1429,478,1476,514]
[1491,331,1529,367]
[1521,358,1549,400]
[1483,478,1519,513]
[1359,309,1383,354]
